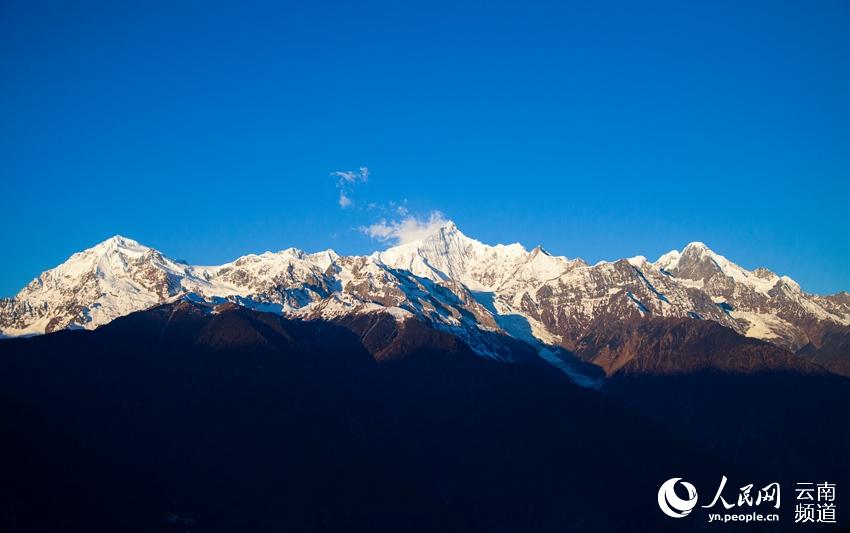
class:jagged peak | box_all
[655,248,680,265]
[91,235,146,251]
[271,247,307,258]
[430,220,467,244]
[753,267,776,279]
[382,219,471,251]
[309,249,339,260]
[375,218,466,252]
[779,275,801,291]
[529,245,552,257]
[379,220,533,263]
[306,249,340,270]
[652,241,796,298]
[415,219,466,244]
[684,240,708,250]
[681,241,718,256]
[54,235,157,273]
[441,219,458,232]
[655,242,719,270]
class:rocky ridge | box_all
[2,222,848,377]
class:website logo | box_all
[656,476,837,524]
[658,477,699,518]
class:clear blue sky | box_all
[2,0,849,296]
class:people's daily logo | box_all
[657,478,698,518]
[656,476,837,525]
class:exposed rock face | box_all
[797,324,850,377]
[574,317,823,377]
[2,223,848,378]
[654,242,847,351]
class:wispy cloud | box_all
[331,167,369,209]
[367,199,409,216]
[331,168,446,245]
[360,211,449,245]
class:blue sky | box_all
[1,0,849,296]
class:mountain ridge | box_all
[2,222,848,378]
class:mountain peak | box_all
[371,218,468,252]
[653,241,725,282]
[375,220,529,287]
[682,241,712,254]
[655,242,719,271]
[88,235,149,256]
[421,219,463,243]
[100,234,141,247]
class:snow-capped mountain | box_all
[2,222,848,371]
[0,236,198,336]
[654,242,850,350]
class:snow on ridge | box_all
[2,223,848,366]
[654,241,784,296]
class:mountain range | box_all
[2,291,849,532]
[3,224,850,531]
[2,221,849,379]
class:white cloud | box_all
[329,168,445,245]
[332,167,369,184]
[361,211,449,245]
[332,167,369,209]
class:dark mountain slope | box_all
[608,371,850,483]
[584,319,850,508]
[0,302,731,533]
[797,323,850,377]
[2,303,849,531]
[570,316,850,526]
